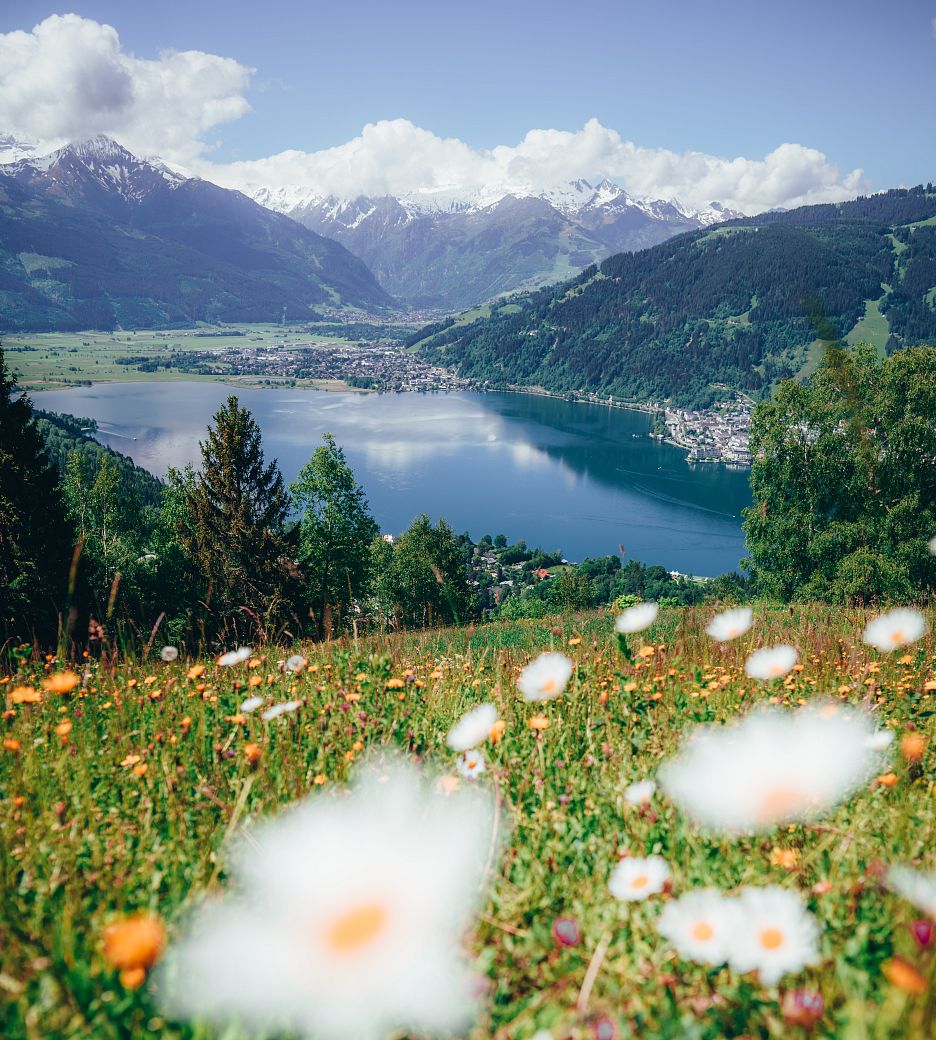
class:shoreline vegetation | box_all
[7,322,752,467]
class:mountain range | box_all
[0,136,391,330]
[413,187,936,407]
[253,179,741,310]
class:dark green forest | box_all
[416,187,936,407]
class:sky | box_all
[0,1,934,212]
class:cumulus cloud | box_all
[0,15,865,214]
[0,14,252,164]
[201,117,866,215]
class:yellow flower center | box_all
[890,630,904,645]
[758,786,807,822]
[691,920,714,941]
[541,678,557,695]
[759,927,784,950]
[630,874,649,889]
[325,903,387,954]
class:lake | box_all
[37,382,751,575]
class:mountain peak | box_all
[59,134,136,165]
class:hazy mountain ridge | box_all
[413,186,936,408]
[0,136,391,330]
[251,177,743,310]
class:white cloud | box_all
[0,14,253,164]
[200,117,866,216]
[0,15,866,214]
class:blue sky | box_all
[1,1,934,205]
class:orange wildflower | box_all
[11,686,41,704]
[43,671,79,695]
[103,914,166,973]
[386,678,405,689]
[877,772,899,788]
[882,956,928,995]
[244,742,262,766]
[528,715,550,731]
[489,719,506,743]
[187,664,205,680]
[3,738,21,752]
[901,732,926,763]
[55,719,73,738]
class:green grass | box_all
[1,604,935,1038]
[846,298,891,355]
[2,325,371,391]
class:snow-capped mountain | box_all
[247,177,742,310]
[0,135,392,328]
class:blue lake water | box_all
[38,382,751,575]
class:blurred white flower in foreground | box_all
[517,652,573,702]
[239,695,264,714]
[657,888,739,965]
[659,703,882,832]
[261,700,301,721]
[727,887,820,986]
[706,607,753,642]
[887,865,936,918]
[865,728,894,750]
[447,704,498,751]
[455,751,486,780]
[608,855,670,901]
[862,609,928,652]
[285,654,309,673]
[614,601,658,634]
[624,779,657,805]
[218,647,251,667]
[160,645,179,663]
[928,535,936,555]
[744,644,798,680]
[158,756,494,1040]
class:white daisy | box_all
[727,886,820,986]
[608,855,670,902]
[745,645,798,680]
[240,696,265,715]
[928,535,936,555]
[862,609,928,652]
[657,888,739,965]
[706,607,754,642]
[517,653,573,702]
[218,647,252,667]
[158,756,493,1040]
[887,865,936,918]
[865,729,894,751]
[160,645,179,663]
[659,703,882,833]
[262,700,301,721]
[285,654,308,673]
[455,751,486,781]
[614,602,658,634]
[624,780,657,805]
[447,704,499,752]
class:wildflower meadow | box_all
[1,602,935,1039]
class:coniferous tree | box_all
[179,397,292,642]
[0,346,73,641]
[290,434,378,639]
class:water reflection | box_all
[36,382,751,574]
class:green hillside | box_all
[416,187,936,407]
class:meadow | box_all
[2,325,366,390]
[1,603,934,1039]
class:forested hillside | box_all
[416,186,936,407]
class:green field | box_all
[3,325,371,391]
[846,298,891,355]
[2,604,935,1038]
